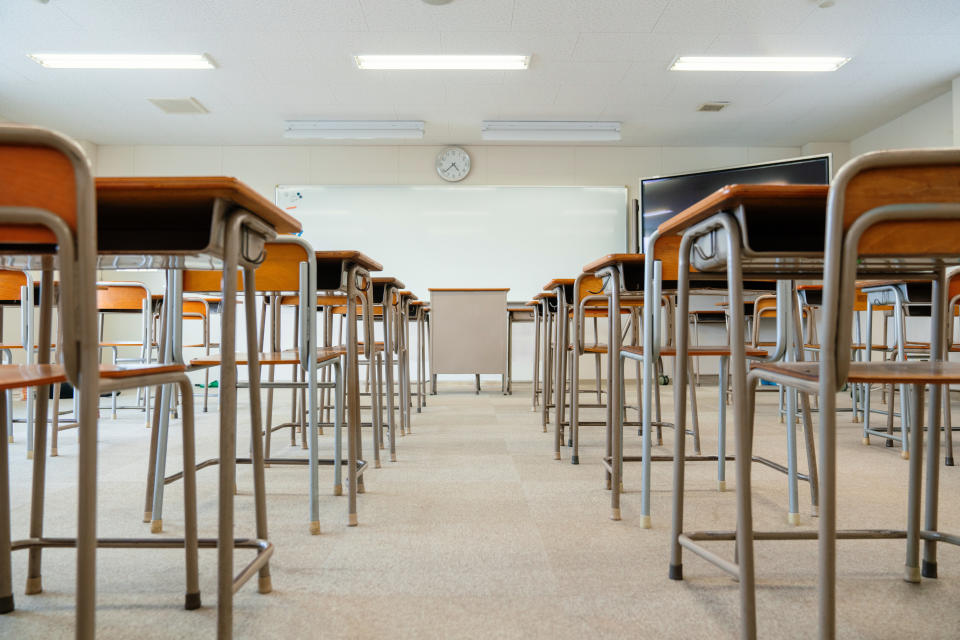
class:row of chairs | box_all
[0,123,425,637]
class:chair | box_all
[714,149,960,638]
[0,123,202,635]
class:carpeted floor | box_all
[3,381,960,638]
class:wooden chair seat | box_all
[622,345,769,358]
[99,340,158,348]
[0,363,66,390]
[278,293,347,307]
[0,362,185,390]
[753,360,960,384]
[190,347,344,368]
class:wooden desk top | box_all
[508,306,535,313]
[582,253,645,272]
[543,278,575,290]
[657,184,829,237]
[96,177,301,235]
[428,288,509,292]
[532,292,557,300]
[314,250,383,272]
[373,276,406,289]
[398,290,417,299]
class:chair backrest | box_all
[245,241,312,293]
[96,282,149,311]
[0,124,96,383]
[0,269,28,301]
[183,269,227,293]
[824,148,960,385]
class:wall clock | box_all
[436,146,471,182]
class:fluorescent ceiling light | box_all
[670,56,849,72]
[481,121,621,142]
[283,120,425,140]
[28,53,216,69]
[355,55,529,70]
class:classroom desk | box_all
[314,250,382,519]
[648,184,829,638]
[95,176,300,639]
[532,291,557,427]
[505,304,535,396]
[543,279,575,460]
[409,299,428,412]
[373,277,404,462]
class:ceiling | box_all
[1,0,959,147]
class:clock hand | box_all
[448,163,459,172]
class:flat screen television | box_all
[639,155,831,251]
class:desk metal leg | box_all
[346,266,361,526]
[532,306,540,411]
[384,294,397,464]
[26,264,53,597]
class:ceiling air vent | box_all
[697,101,729,112]
[148,97,209,114]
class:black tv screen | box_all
[639,155,830,250]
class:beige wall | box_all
[95,143,802,205]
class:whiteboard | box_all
[275,185,627,300]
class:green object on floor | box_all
[208,380,218,388]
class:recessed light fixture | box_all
[283,120,425,140]
[355,54,529,70]
[148,97,209,114]
[669,56,849,72]
[481,121,621,142]
[27,53,216,69]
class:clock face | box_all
[436,147,471,182]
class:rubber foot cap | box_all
[904,565,921,583]
[787,512,801,526]
[885,439,894,447]
[150,519,163,533]
[571,455,579,465]
[717,480,727,492]
[390,453,397,462]
[639,515,652,529]
[861,437,870,445]
[669,564,683,581]
[946,458,955,467]
[26,451,33,460]
[6,436,11,444]
[25,576,42,595]
[264,463,271,469]
[554,452,561,460]
[567,440,573,447]
[357,483,365,494]
[258,576,272,594]
[309,521,321,535]
[184,592,201,610]
[375,460,381,469]
[657,438,663,446]
[810,505,820,517]
[610,508,621,521]
[348,513,358,527]
[143,511,152,523]
[0,594,13,614]
[333,484,343,496]
[922,560,938,579]
[901,450,910,460]
[50,448,58,457]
